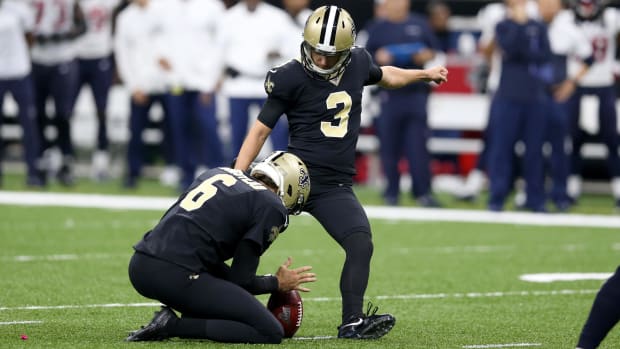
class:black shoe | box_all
[416,194,442,208]
[125,306,177,342]
[337,302,396,339]
[57,164,75,187]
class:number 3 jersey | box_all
[258,47,382,186]
[134,168,288,273]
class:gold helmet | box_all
[301,5,356,80]
[251,151,311,215]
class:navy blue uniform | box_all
[129,167,288,343]
[487,18,552,212]
[258,47,382,322]
[364,14,441,204]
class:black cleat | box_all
[125,306,177,342]
[337,302,396,339]
[57,164,75,187]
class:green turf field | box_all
[1,197,619,348]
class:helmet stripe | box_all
[329,8,341,46]
[318,6,331,46]
[320,6,340,47]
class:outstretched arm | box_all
[234,120,272,171]
[377,65,448,89]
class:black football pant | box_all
[128,252,283,343]
[577,265,620,349]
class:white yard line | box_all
[463,344,541,348]
[292,336,337,340]
[1,190,619,228]
[0,289,598,312]
[0,320,43,325]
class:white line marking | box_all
[463,343,541,348]
[293,335,337,340]
[520,273,612,283]
[0,321,43,325]
[1,191,620,228]
[0,289,597,312]
[2,253,126,263]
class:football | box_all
[267,290,303,338]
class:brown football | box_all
[267,290,303,338]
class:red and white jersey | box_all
[0,0,35,78]
[29,0,79,64]
[75,0,120,59]
[158,0,225,92]
[570,8,620,87]
[549,10,591,60]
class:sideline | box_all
[1,190,620,228]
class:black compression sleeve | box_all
[257,98,288,129]
[229,240,279,295]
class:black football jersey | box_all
[134,168,289,273]
[258,47,382,186]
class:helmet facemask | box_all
[301,6,356,81]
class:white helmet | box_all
[251,151,310,215]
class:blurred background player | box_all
[486,0,552,212]
[565,0,620,209]
[461,0,539,201]
[0,0,43,187]
[29,0,85,186]
[576,265,620,349]
[157,0,226,191]
[126,151,314,343]
[364,0,444,207]
[539,0,593,211]
[281,0,313,59]
[114,0,170,188]
[217,0,291,163]
[234,6,447,339]
[72,0,121,181]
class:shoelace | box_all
[365,301,379,317]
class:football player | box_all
[0,0,43,187]
[234,6,447,339]
[72,0,121,181]
[565,0,620,208]
[29,0,85,186]
[576,265,620,349]
[126,151,315,343]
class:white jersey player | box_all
[29,0,85,186]
[73,0,121,181]
[0,0,44,187]
[565,0,620,207]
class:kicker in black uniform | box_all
[234,5,448,340]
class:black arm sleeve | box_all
[229,240,279,295]
[257,97,288,129]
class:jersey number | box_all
[180,174,237,211]
[321,91,352,138]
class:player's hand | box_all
[553,79,577,103]
[424,65,449,84]
[374,48,394,66]
[413,48,435,66]
[131,90,149,105]
[275,257,316,292]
